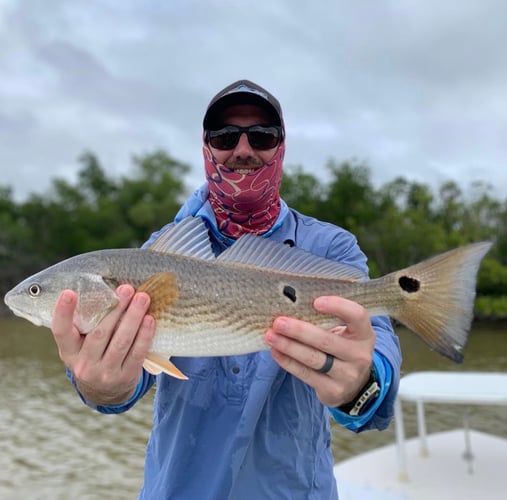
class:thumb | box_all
[313,296,374,340]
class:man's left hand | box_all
[264,295,376,408]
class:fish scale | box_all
[148,257,321,356]
[4,215,493,378]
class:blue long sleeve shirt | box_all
[68,186,402,499]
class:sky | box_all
[1,0,506,202]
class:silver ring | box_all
[317,353,334,374]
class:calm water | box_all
[1,317,506,499]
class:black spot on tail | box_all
[283,285,297,302]
[399,275,420,293]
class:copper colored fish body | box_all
[4,216,492,378]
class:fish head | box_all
[4,259,120,333]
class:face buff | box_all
[204,141,285,239]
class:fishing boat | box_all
[333,371,507,499]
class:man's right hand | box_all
[51,284,155,406]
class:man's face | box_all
[207,104,279,172]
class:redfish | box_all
[4,216,492,378]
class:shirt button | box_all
[232,366,240,374]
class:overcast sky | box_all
[1,0,506,202]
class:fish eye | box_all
[28,284,42,297]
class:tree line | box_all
[1,150,506,318]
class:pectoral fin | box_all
[137,272,179,319]
[143,352,188,380]
[138,274,186,379]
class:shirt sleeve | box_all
[66,368,155,414]
[328,338,400,432]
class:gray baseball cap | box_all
[203,79,283,129]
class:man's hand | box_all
[265,296,375,408]
[51,285,155,406]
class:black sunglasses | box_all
[206,125,283,151]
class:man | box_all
[51,80,401,499]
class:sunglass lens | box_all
[248,126,280,150]
[208,126,281,150]
[209,129,240,150]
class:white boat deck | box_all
[334,371,507,499]
[334,429,507,499]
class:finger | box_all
[270,347,338,390]
[102,291,151,367]
[269,316,350,358]
[270,345,365,407]
[80,285,135,362]
[266,326,337,374]
[313,296,373,340]
[51,290,83,361]
[122,314,155,371]
[269,314,374,369]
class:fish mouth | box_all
[4,291,44,326]
[3,291,16,311]
[7,306,43,326]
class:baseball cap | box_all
[203,79,283,129]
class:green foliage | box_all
[477,257,507,295]
[2,151,507,318]
[281,165,325,216]
[279,159,507,316]
[320,159,377,232]
[0,149,190,312]
[120,150,191,245]
[0,187,40,295]
[475,296,507,319]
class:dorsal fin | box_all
[147,216,215,260]
[218,234,366,281]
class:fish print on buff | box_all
[204,141,285,238]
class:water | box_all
[332,322,507,462]
[1,317,506,499]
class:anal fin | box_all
[143,352,188,380]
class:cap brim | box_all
[203,92,281,129]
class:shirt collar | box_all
[175,184,292,248]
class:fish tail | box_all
[389,241,492,363]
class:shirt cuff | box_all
[95,376,145,414]
[66,367,145,414]
[327,350,393,431]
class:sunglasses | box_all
[206,125,283,151]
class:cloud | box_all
[0,0,506,202]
